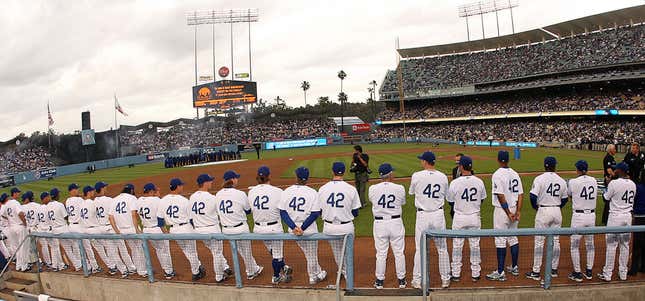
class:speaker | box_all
[81,111,91,130]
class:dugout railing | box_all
[421,225,645,300]
[27,232,354,294]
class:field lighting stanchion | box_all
[229,240,243,288]
[543,235,554,289]
[77,239,90,277]
[141,239,155,283]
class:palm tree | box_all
[300,81,311,106]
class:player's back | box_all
[137,196,161,228]
[3,199,24,226]
[531,172,568,206]
[214,188,249,226]
[318,180,360,223]
[605,178,636,214]
[491,167,523,207]
[409,169,448,211]
[248,184,283,223]
[568,175,598,211]
[280,185,320,223]
[79,199,100,228]
[47,201,67,228]
[94,196,113,225]
[22,202,40,228]
[65,196,84,224]
[111,193,137,228]
[36,204,50,229]
[159,194,191,226]
[369,181,406,217]
[448,175,486,214]
[189,191,220,227]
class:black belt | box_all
[169,222,188,227]
[71,222,79,225]
[324,220,351,225]
[539,205,560,208]
[575,209,595,213]
[195,224,217,228]
[223,222,243,228]
[418,206,443,212]
[255,221,279,226]
[374,215,401,220]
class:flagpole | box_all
[114,93,119,158]
[47,101,52,150]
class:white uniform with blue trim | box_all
[66,196,95,270]
[110,193,146,276]
[491,167,523,249]
[22,202,42,265]
[95,195,130,274]
[567,175,597,273]
[368,181,406,281]
[248,184,284,259]
[158,193,202,275]
[78,198,108,271]
[601,178,636,279]
[35,204,52,267]
[189,190,230,281]
[1,199,29,271]
[135,196,173,275]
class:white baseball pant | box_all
[322,222,355,276]
[254,223,284,259]
[451,212,481,278]
[194,225,230,281]
[373,218,405,281]
[105,226,135,272]
[71,223,99,270]
[169,224,202,275]
[570,212,595,273]
[8,225,29,270]
[413,209,450,283]
[0,240,10,259]
[293,226,324,281]
[143,227,173,275]
[532,207,562,273]
[120,227,147,276]
[50,225,81,270]
[38,236,51,266]
[222,223,260,277]
[87,226,126,273]
[603,212,632,279]
[493,207,519,248]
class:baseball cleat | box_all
[486,270,506,281]
[441,279,450,288]
[398,278,407,288]
[92,267,103,274]
[411,280,422,289]
[164,271,176,280]
[309,270,327,285]
[584,269,593,280]
[224,268,234,278]
[192,265,206,281]
[619,274,627,281]
[247,266,263,280]
[282,265,293,283]
[597,273,611,282]
[568,272,583,282]
[506,265,520,276]
[108,268,118,276]
[373,279,384,289]
[120,272,129,279]
[271,275,285,284]
[450,276,460,282]
[551,269,559,278]
[472,276,481,282]
[525,271,540,281]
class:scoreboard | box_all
[193,80,257,108]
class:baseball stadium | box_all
[0,2,644,301]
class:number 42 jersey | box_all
[369,182,406,217]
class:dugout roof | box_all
[398,4,645,58]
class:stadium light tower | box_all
[458,0,518,41]
[338,70,347,133]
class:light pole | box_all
[338,70,347,133]
[369,80,377,122]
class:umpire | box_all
[352,145,370,207]
[601,144,618,225]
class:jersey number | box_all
[26,210,35,221]
[37,212,46,223]
[621,190,635,204]
[509,179,519,193]
[377,194,395,208]
[289,197,306,212]
[253,196,269,210]
[192,202,206,215]
[461,187,478,202]
[423,184,441,198]
[48,210,55,221]
[96,207,105,218]
[579,186,596,200]
[115,202,127,214]
[326,193,345,208]
[67,206,75,217]
[139,207,151,219]
[219,200,233,214]
[546,183,561,197]
[80,208,89,220]
[6,208,12,217]
[166,205,179,218]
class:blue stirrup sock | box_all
[272,259,285,277]
[510,244,519,268]
[496,248,506,273]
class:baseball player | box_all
[79,185,113,275]
[410,152,450,289]
[94,182,135,275]
[67,183,100,273]
[486,150,523,282]
[22,191,43,268]
[109,184,147,277]
[1,188,30,271]
[36,193,53,270]
[447,156,485,282]
[214,171,263,280]
[248,166,293,284]
[567,160,597,282]
[158,178,206,281]
[279,166,327,285]
[368,163,406,289]
[46,188,81,271]
[0,194,12,260]
[189,174,232,283]
[134,183,175,279]
[598,162,636,281]
[526,156,568,281]
[318,162,361,281]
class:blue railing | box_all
[421,225,645,300]
[29,232,354,291]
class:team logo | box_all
[197,87,211,100]
[218,66,230,78]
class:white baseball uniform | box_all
[35,204,52,267]
[280,184,325,282]
[110,193,146,276]
[409,169,450,283]
[248,184,285,260]
[1,198,29,270]
[78,198,112,271]
[530,172,568,273]
[602,178,636,279]
[369,181,406,281]
[567,175,597,273]
[189,190,230,281]
[318,180,361,276]
[491,167,523,248]
[136,196,173,275]
[94,195,130,273]
[447,175,486,278]
[214,188,261,277]
[23,201,42,264]
[47,200,81,270]
[158,193,202,275]
[0,215,11,259]
[66,196,95,270]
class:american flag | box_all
[47,102,54,126]
[115,95,128,116]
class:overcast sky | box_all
[0,0,642,141]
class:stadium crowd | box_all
[0,146,55,175]
[381,25,645,95]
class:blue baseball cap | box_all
[575,160,588,172]
[332,162,346,175]
[22,191,34,201]
[615,162,629,172]
[417,151,436,164]
[40,192,50,200]
[0,193,8,202]
[378,163,394,176]
[10,188,21,195]
[124,184,135,191]
[170,178,185,189]
[295,166,310,181]
[498,150,510,163]
[143,183,157,192]
[544,156,557,167]
[68,183,80,191]
[197,174,214,185]
[50,188,60,199]
[459,155,473,168]
[94,181,108,191]
[83,186,95,195]
[223,170,241,181]
[257,166,270,177]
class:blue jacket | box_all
[635,183,645,215]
